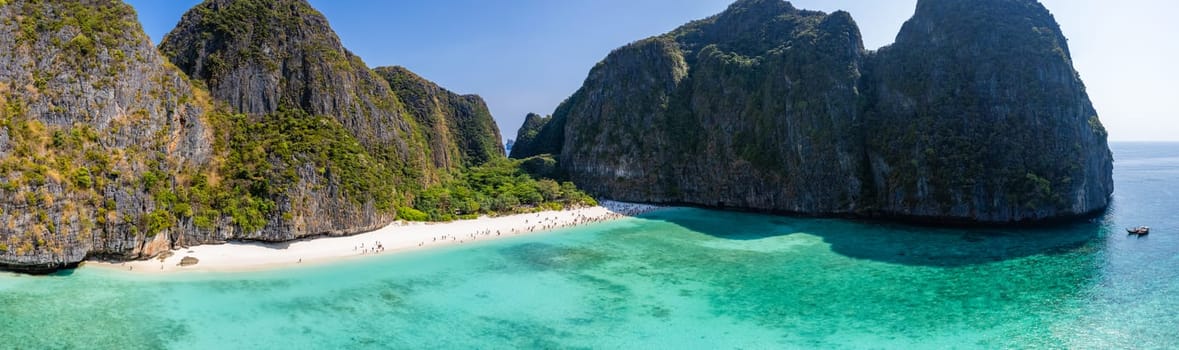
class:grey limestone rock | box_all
[511,0,1113,224]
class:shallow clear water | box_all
[2,142,1177,349]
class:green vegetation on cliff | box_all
[0,112,102,254]
[508,113,557,159]
[407,158,595,221]
[0,0,211,268]
[194,108,400,232]
[197,107,591,226]
[377,66,504,167]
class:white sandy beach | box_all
[86,201,662,274]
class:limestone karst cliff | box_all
[0,0,211,272]
[862,0,1113,221]
[0,0,519,273]
[511,0,1113,223]
[159,0,503,183]
[157,0,505,243]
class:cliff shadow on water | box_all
[639,208,1111,267]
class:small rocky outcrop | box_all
[178,256,198,266]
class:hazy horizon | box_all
[126,0,1177,142]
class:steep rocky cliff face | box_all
[159,0,409,150]
[0,0,211,272]
[517,0,870,213]
[375,66,504,167]
[159,0,424,177]
[862,0,1112,221]
[160,0,504,175]
[155,0,407,249]
[513,0,1112,223]
[157,0,505,243]
[0,0,509,273]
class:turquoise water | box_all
[2,142,1177,349]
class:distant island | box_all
[511,0,1113,224]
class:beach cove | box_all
[0,143,1175,349]
[87,201,662,274]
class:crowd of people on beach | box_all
[358,201,662,256]
[113,202,663,271]
[354,241,386,255]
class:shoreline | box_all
[85,201,664,274]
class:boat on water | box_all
[1126,226,1150,235]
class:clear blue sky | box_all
[125,0,1176,142]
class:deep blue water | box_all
[0,142,1176,349]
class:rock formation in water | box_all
[510,0,1113,223]
[0,0,506,273]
